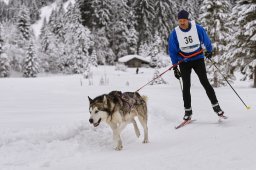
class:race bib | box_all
[175,20,200,53]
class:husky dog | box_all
[88,91,148,150]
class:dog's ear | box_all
[88,96,93,103]
[103,95,108,106]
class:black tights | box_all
[179,58,218,109]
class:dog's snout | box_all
[89,118,93,124]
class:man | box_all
[168,10,225,121]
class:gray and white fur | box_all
[88,91,148,150]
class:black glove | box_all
[205,51,212,59]
[173,66,181,80]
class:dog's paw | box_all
[142,139,149,144]
[115,145,123,151]
[135,131,140,138]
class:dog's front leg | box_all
[109,123,123,150]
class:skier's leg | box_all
[179,62,192,114]
[193,59,225,115]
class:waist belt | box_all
[178,49,203,58]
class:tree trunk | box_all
[254,66,256,88]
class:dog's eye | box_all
[95,110,98,114]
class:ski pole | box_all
[136,59,186,92]
[209,58,251,110]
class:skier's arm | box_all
[168,31,179,65]
[196,24,212,52]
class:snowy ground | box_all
[0,66,255,170]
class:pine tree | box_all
[78,0,94,28]
[133,0,155,53]
[178,0,203,20]
[63,2,93,74]
[199,0,232,87]
[226,0,256,87]
[23,41,39,77]
[0,24,3,54]
[149,33,161,68]
[90,50,98,67]
[106,1,134,59]
[126,25,138,55]
[0,52,10,78]
[1,21,24,72]
[0,25,10,77]
[149,69,167,85]
[17,5,31,41]
[94,28,115,65]
[39,18,60,73]
[91,0,112,28]
[150,55,158,68]
[54,3,65,41]
[153,0,178,50]
[0,1,8,22]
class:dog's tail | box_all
[141,95,148,103]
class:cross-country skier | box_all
[168,10,225,121]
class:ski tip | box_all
[174,119,196,130]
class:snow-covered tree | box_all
[17,5,31,41]
[150,55,158,68]
[0,52,10,77]
[1,21,24,72]
[149,69,167,85]
[40,18,51,53]
[90,50,98,67]
[133,0,155,53]
[93,28,114,65]
[0,24,3,54]
[226,0,256,87]
[178,0,203,20]
[48,4,65,41]
[91,0,112,28]
[106,1,137,59]
[15,5,35,74]
[78,0,94,28]
[149,33,162,68]
[139,43,151,58]
[126,25,138,55]
[23,41,39,77]
[0,25,10,77]
[199,0,232,87]
[63,2,93,74]
[39,18,61,73]
[0,1,8,22]
[153,0,178,50]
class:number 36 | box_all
[184,36,193,44]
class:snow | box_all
[118,55,150,63]
[0,66,256,170]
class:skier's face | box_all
[178,19,189,30]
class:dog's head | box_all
[88,95,109,127]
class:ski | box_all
[175,119,196,129]
[219,115,228,119]
[218,115,228,122]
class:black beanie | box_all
[178,10,189,20]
